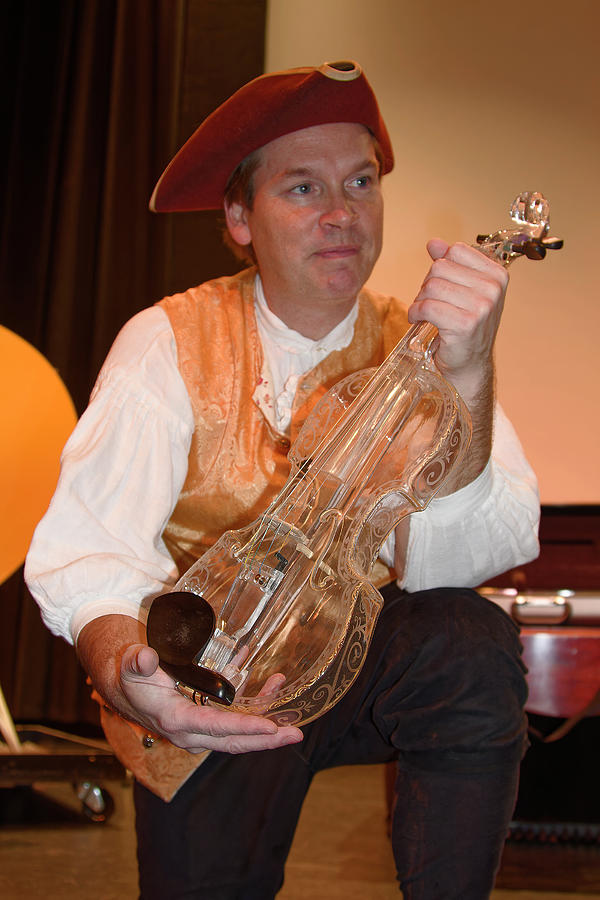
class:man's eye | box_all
[352,176,371,188]
[291,183,312,194]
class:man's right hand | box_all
[77,614,304,754]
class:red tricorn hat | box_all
[149,60,394,212]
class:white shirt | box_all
[25,288,540,645]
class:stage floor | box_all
[0,763,598,898]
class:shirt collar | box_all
[254,273,358,355]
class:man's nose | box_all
[319,190,357,228]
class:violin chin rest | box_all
[146,591,236,705]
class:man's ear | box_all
[224,200,252,247]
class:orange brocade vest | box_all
[159,267,410,578]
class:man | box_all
[26,62,539,898]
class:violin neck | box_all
[398,320,438,363]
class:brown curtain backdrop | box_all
[0,0,266,725]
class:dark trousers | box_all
[134,585,528,899]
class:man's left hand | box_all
[408,239,509,405]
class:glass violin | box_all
[147,191,562,726]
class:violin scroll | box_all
[476,190,563,266]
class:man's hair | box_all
[222,149,263,265]
[224,149,263,210]
[222,133,385,267]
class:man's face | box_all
[225,122,384,336]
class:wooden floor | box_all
[0,764,598,898]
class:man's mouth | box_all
[314,245,359,259]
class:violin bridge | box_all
[296,543,313,558]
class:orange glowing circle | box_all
[0,326,77,583]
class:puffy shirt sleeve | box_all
[379,403,540,590]
[25,306,194,645]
